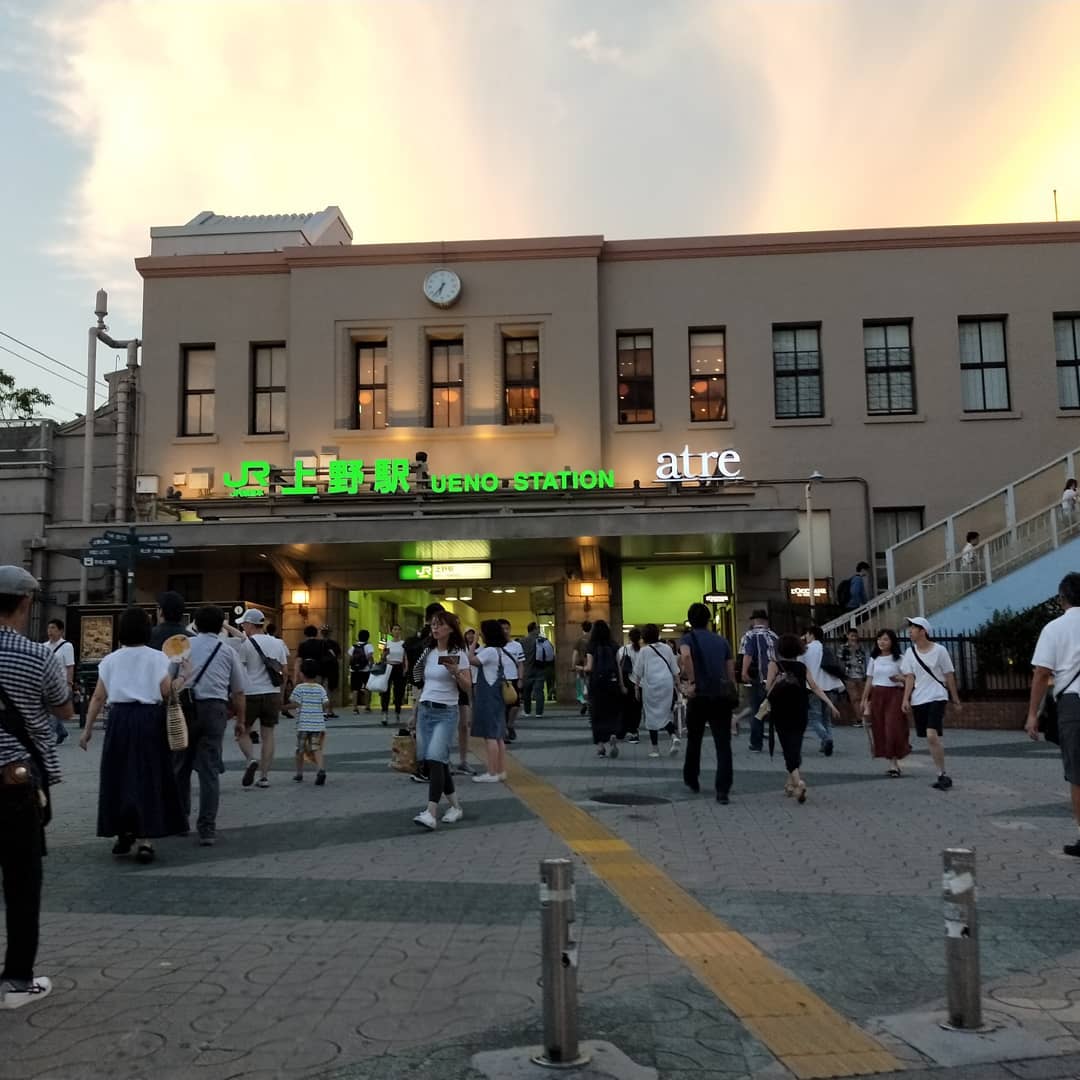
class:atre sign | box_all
[655,446,743,483]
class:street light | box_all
[806,470,824,621]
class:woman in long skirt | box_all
[80,607,187,863]
[585,620,625,757]
[860,629,910,776]
[633,624,681,757]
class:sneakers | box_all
[413,809,437,830]
[242,760,258,788]
[597,746,606,757]
[410,771,430,784]
[452,762,474,776]
[472,772,502,783]
[315,770,326,786]
[198,834,215,847]
[1064,840,1080,858]
[648,750,660,759]
[609,735,619,759]
[0,977,52,1009]
[441,805,464,824]
[716,793,730,805]
[293,773,304,783]
[931,773,953,791]
[669,736,680,757]
[626,733,640,744]
[579,704,588,716]
[748,745,763,753]
[255,776,270,789]
[822,739,834,757]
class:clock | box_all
[423,268,462,308]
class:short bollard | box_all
[533,859,590,1069]
[942,847,982,1030]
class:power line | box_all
[0,342,107,399]
[0,329,110,392]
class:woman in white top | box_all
[632,624,682,758]
[860,629,910,776]
[80,608,188,863]
[468,620,511,783]
[1062,479,1077,519]
[380,624,407,726]
[617,628,644,744]
[412,611,471,831]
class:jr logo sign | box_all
[655,446,743,483]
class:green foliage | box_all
[973,598,1062,675]
[0,369,52,420]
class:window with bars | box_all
[251,344,286,434]
[429,339,464,427]
[688,330,727,422]
[181,346,215,436]
[617,332,655,424]
[1054,315,1080,410]
[504,336,540,424]
[958,318,1010,412]
[355,341,388,430]
[864,321,915,414]
[773,325,823,419]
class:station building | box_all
[41,209,1080,691]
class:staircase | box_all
[823,447,1080,634]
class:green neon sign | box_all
[399,562,492,581]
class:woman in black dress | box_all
[764,633,841,804]
[584,620,626,757]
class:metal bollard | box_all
[942,848,982,1030]
[533,859,590,1069]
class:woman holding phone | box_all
[412,611,471,830]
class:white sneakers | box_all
[0,977,51,1009]
[414,805,464,829]
[413,810,437,830]
[472,772,504,783]
[648,750,661,758]
[669,736,681,757]
[441,805,464,824]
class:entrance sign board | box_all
[399,562,493,582]
[656,447,742,482]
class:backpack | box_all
[821,645,845,680]
[744,630,773,685]
[350,645,370,672]
[535,637,554,663]
[767,661,802,701]
[836,576,853,608]
[619,647,635,682]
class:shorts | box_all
[295,731,326,754]
[1057,693,1080,784]
[912,699,946,738]
[245,691,282,729]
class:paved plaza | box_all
[3,707,1080,1079]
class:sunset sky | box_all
[2,0,1079,418]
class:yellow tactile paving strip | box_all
[494,747,900,1079]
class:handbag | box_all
[0,678,52,826]
[1038,665,1080,745]
[390,733,416,773]
[166,692,188,751]
[367,662,391,695]
[498,650,519,706]
[249,636,284,687]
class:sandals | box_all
[784,780,795,797]
[887,768,902,778]
[135,844,155,865]
[112,834,135,857]
[795,781,808,804]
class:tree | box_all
[0,369,52,420]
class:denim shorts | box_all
[416,700,458,764]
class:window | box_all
[504,336,540,424]
[181,346,215,436]
[1054,315,1080,409]
[617,332,655,424]
[355,340,388,430]
[166,574,203,603]
[251,344,286,434]
[688,330,727,422]
[773,325,823,419]
[873,507,924,592]
[239,572,279,609]
[429,339,464,427]
[958,318,1010,412]
[864,321,915,414]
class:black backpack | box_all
[836,576,853,607]
[619,648,635,682]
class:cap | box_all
[906,616,933,637]
[0,565,39,596]
[237,609,266,626]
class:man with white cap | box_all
[0,565,74,1008]
[235,609,288,788]
[901,616,962,790]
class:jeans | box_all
[807,693,836,747]
[174,699,227,837]
[0,782,43,983]
[683,695,734,796]
[522,667,548,716]
[747,681,768,750]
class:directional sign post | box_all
[83,532,177,602]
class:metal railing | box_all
[824,499,1080,635]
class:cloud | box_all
[569,29,623,66]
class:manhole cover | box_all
[588,793,670,806]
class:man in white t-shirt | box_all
[803,626,840,756]
[900,617,962,790]
[1025,572,1080,857]
[235,609,289,788]
[498,619,526,742]
[44,618,75,744]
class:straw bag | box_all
[166,692,189,751]
[390,733,416,773]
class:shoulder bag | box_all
[499,649,519,706]
[0,678,52,826]
[910,646,948,689]
[1038,664,1080,745]
[178,642,223,723]
[248,636,284,687]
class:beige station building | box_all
[33,208,1080,687]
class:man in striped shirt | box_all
[0,565,72,1009]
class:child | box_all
[290,659,330,785]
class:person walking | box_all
[380,624,408,727]
[839,629,868,727]
[617,627,644,744]
[860,629,909,777]
[319,626,342,718]
[739,610,778,753]
[469,620,510,783]
[174,605,246,845]
[290,659,330,785]
[0,565,72,1009]
[585,620,624,757]
[43,618,75,744]
[842,563,872,610]
[679,603,737,803]
[1062,479,1078,521]
[235,609,288,789]
[803,626,841,756]
[573,620,592,717]
[764,634,840,803]
[412,611,470,830]
[532,628,555,715]
[900,617,962,790]
[1025,572,1080,856]
[149,591,190,650]
[633,623,681,758]
[79,607,187,863]
[349,630,374,713]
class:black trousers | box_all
[683,696,734,796]
[381,666,406,715]
[0,782,43,983]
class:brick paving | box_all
[1,707,1078,1078]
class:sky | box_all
[1,0,1079,420]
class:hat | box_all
[0,565,39,596]
[237,609,266,626]
[906,616,933,637]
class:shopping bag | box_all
[390,733,416,773]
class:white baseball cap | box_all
[906,616,933,637]
[237,609,266,626]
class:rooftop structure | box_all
[149,206,352,256]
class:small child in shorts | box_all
[290,659,330,785]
